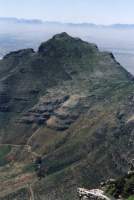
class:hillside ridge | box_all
[0,33,133,200]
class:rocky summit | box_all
[0,33,133,200]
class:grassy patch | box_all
[0,145,12,166]
[128,196,134,200]
[23,163,35,173]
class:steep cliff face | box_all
[0,33,133,200]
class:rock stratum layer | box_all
[0,33,133,200]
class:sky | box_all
[0,0,134,24]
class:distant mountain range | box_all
[1,17,134,28]
[0,17,43,24]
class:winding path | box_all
[0,143,41,158]
[29,184,35,200]
[0,142,41,198]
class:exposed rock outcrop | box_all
[78,188,111,200]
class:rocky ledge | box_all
[78,188,111,200]
[20,94,84,131]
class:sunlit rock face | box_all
[78,188,111,200]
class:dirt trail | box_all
[0,143,41,198]
[0,175,39,200]
[0,173,36,198]
[29,184,35,200]
[27,128,41,146]
[0,132,44,198]
[0,143,41,158]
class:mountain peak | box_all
[52,32,71,40]
[38,32,98,56]
[0,33,133,200]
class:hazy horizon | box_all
[2,16,134,26]
[0,18,134,75]
[0,0,134,25]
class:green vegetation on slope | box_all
[0,33,133,200]
[105,173,134,199]
[128,196,134,200]
[0,145,11,166]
